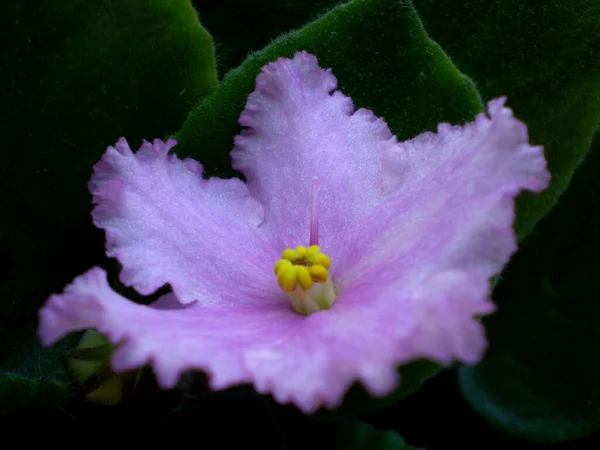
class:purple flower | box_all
[39,52,550,413]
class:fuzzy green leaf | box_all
[0,0,217,359]
[414,0,600,237]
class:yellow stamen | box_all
[274,245,333,295]
[311,253,331,269]
[274,179,338,315]
[295,246,308,259]
[296,266,312,290]
[308,264,328,283]
[274,259,292,275]
[281,248,298,262]
[278,264,298,291]
[306,245,321,259]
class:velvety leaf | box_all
[328,421,420,449]
[193,0,345,75]
[329,360,441,417]
[164,385,420,448]
[413,0,600,238]
[0,327,77,414]
[0,0,217,359]
[0,374,70,414]
[286,417,421,449]
[173,0,482,411]
[458,125,600,442]
[175,0,483,178]
[410,0,600,441]
[2,328,76,377]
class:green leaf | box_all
[458,125,600,442]
[175,0,483,178]
[413,0,600,238]
[0,374,70,414]
[147,379,420,447]
[327,420,421,449]
[1,328,77,378]
[281,411,421,449]
[0,326,77,414]
[411,0,600,440]
[330,360,441,417]
[0,0,217,359]
[174,0,481,412]
[193,0,345,75]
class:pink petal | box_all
[232,51,397,257]
[331,98,549,363]
[39,268,408,413]
[90,138,278,305]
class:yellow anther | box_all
[278,265,298,291]
[282,248,298,262]
[306,245,321,260]
[296,266,313,290]
[311,253,331,269]
[275,244,332,293]
[308,264,328,283]
[295,246,308,259]
[274,259,293,276]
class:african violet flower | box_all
[39,52,549,413]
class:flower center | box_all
[273,179,338,315]
[273,245,337,315]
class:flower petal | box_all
[232,52,396,255]
[331,98,549,363]
[39,268,414,413]
[90,138,278,304]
